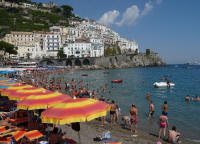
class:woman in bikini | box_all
[129,104,138,134]
[158,111,168,139]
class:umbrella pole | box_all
[78,131,81,144]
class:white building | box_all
[90,37,104,57]
[118,38,139,53]
[63,39,92,58]
[49,26,68,34]
[43,33,61,57]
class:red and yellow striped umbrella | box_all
[1,84,32,97]
[41,98,110,125]
[17,91,72,110]
[8,87,46,101]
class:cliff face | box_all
[87,53,166,69]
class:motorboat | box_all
[153,82,175,87]
[111,79,123,83]
[81,74,88,76]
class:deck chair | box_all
[24,130,43,142]
[0,126,7,133]
[0,137,11,144]
[12,130,26,142]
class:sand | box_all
[60,120,168,144]
[60,119,194,144]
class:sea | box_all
[52,64,200,143]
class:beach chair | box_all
[12,130,26,142]
[0,126,7,133]
[0,137,11,144]
[10,117,28,125]
[24,130,44,142]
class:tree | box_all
[61,5,73,18]
[26,53,30,59]
[51,6,61,13]
[57,48,66,58]
[0,41,18,58]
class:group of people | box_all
[185,95,200,102]
[122,93,181,144]
[147,94,181,144]
[15,68,183,143]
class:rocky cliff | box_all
[86,53,166,69]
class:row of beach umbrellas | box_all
[0,77,110,125]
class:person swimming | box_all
[185,95,190,102]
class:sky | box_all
[33,0,200,64]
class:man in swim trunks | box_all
[163,101,168,116]
[110,100,117,124]
[158,111,168,139]
[168,126,181,144]
[148,100,155,119]
[129,104,138,134]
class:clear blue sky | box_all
[33,0,200,64]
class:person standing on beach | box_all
[163,101,168,116]
[110,100,117,124]
[129,104,138,134]
[158,111,168,139]
[148,100,154,119]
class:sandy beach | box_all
[60,119,191,144]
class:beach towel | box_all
[103,139,121,144]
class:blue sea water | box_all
[54,64,200,142]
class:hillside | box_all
[0,1,82,38]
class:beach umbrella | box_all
[0,84,32,97]
[0,79,17,90]
[41,98,110,125]
[8,87,46,101]
[17,91,72,110]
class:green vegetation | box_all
[0,1,82,38]
[57,48,66,58]
[0,41,18,57]
[104,47,116,56]
[104,44,121,56]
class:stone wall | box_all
[88,53,166,69]
[39,53,166,69]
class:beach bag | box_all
[71,122,80,132]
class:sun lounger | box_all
[12,130,26,141]
[10,117,28,125]
[0,137,11,144]
[0,126,7,133]
[24,130,43,141]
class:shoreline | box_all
[61,119,193,144]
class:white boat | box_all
[153,82,175,87]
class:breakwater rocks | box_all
[84,53,166,69]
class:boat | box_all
[111,79,123,83]
[153,82,175,87]
[81,74,88,76]
[103,72,110,74]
